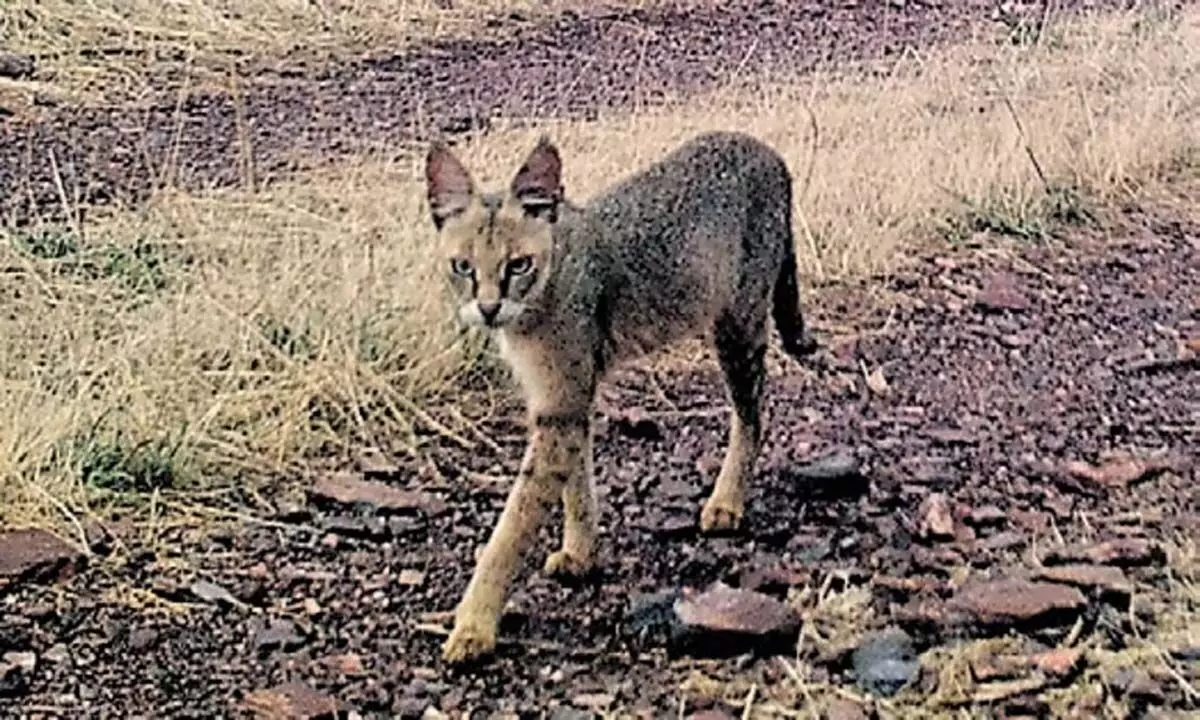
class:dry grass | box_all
[2,6,1199,538]
[0,0,662,101]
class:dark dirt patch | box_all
[0,0,1125,224]
[2,201,1197,716]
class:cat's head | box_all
[424,137,564,329]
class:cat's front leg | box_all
[442,410,588,664]
[543,415,596,578]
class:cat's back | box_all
[549,132,795,360]
[569,130,792,266]
[588,131,790,219]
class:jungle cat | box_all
[424,131,818,663]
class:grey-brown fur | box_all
[425,131,816,664]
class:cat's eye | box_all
[450,258,474,277]
[506,256,534,276]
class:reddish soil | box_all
[1,200,1197,717]
[1,0,1130,223]
[1,2,1197,718]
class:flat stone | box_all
[784,451,869,500]
[0,529,86,592]
[790,534,833,563]
[309,472,447,516]
[1034,564,1132,595]
[671,582,799,657]
[242,682,341,719]
[1043,539,1165,568]
[1063,457,1177,490]
[790,451,862,482]
[897,455,954,486]
[387,516,428,538]
[947,578,1086,627]
[675,582,799,636]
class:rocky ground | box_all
[2,194,1197,717]
[1,1,1198,719]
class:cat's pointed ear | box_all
[510,136,564,222]
[426,141,475,230]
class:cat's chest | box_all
[496,332,550,406]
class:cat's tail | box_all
[772,248,819,359]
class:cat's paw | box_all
[442,612,497,664]
[699,498,744,533]
[543,549,592,579]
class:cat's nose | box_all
[477,300,501,324]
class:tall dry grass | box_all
[1,7,1198,534]
[0,0,658,101]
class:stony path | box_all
[0,0,1128,223]
[2,1,1199,717]
[2,198,1197,717]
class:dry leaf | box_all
[1064,457,1175,489]
[864,366,890,395]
